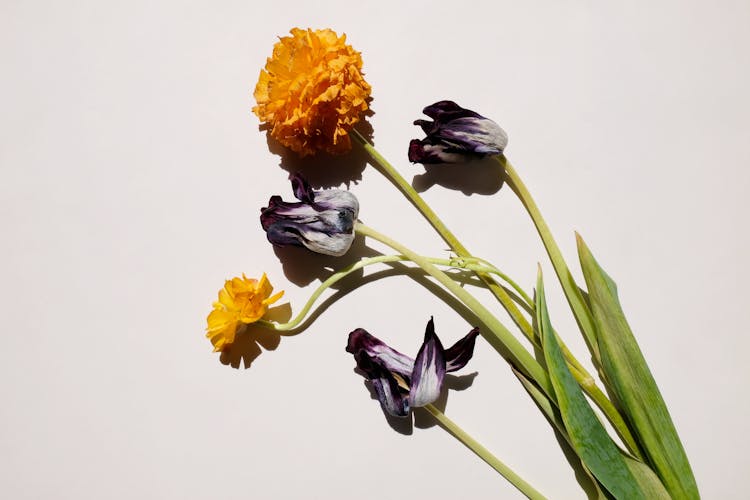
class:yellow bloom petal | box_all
[206,273,285,352]
[253,28,372,157]
[264,290,284,307]
[206,307,239,352]
[255,273,273,298]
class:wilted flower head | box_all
[260,173,359,257]
[346,318,480,417]
[253,28,372,157]
[206,273,284,352]
[408,100,508,164]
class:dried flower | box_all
[346,318,480,417]
[206,273,284,352]
[260,173,359,256]
[408,100,508,164]
[253,28,371,156]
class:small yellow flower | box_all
[253,28,372,156]
[206,273,284,352]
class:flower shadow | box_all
[411,156,504,196]
[263,110,376,189]
[218,304,292,369]
[270,233,376,287]
[357,370,479,435]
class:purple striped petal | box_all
[346,328,414,378]
[408,139,470,164]
[347,328,411,417]
[409,100,508,164]
[445,327,480,372]
[370,365,410,417]
[260,173,359,256]
[408,318,446,408]
[290,172,315,203]
[422,100,484,122]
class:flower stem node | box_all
[346,318,480,417]
[260,173,359,256]
[408,100,508,164]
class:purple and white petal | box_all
[263,221,354,256]
[408,139,468,164]
[370,368,410,417]
[409,101,508,164]
[422,100,483,122]
[445,327,480,372]
[260,173,359,256]
[346,328,414,377]
[436,117,508,155]
[408,318,446,408]
[290,172,315,203]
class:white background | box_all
[2,1,749,498]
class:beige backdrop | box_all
[1,1,748,498]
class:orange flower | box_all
[253,28,371,156]
[206,273,284,352]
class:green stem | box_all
[258,255,529,333]
[355,222,553,396]
[500,156,599,360]
[467,256,534,310]
[424,404,548,500]
[352,129,535,343]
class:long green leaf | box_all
[513,368,608,500]
[622,455,672,499]
[536,269,644,499]
[515,367,670,499]
[576,234,699,499]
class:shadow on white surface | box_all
[412,156,504,196]
[262,110,375,188]
[353,366,479,435]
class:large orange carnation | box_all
[253,28,371,156]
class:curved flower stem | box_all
[355,222,553,396]
[258,254,529,333]
[351,129,535,343]
[499,156,599,360]
[423,403,547,500]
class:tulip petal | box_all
[370,365,410,417]
[444,327,480,372]
[260,173,359,256]
[346,328,414,377]
[290,172,315,203]
[264,220,355,256]
[408,318,446,408]
[409,100,508,164]
[408,139,469,164]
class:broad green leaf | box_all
[536,269,645,499]
[514,366,669,500]
[577,234,699,499]
[623,455,671,499]
[513,368,608,500]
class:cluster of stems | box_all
[258,130,637,499]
